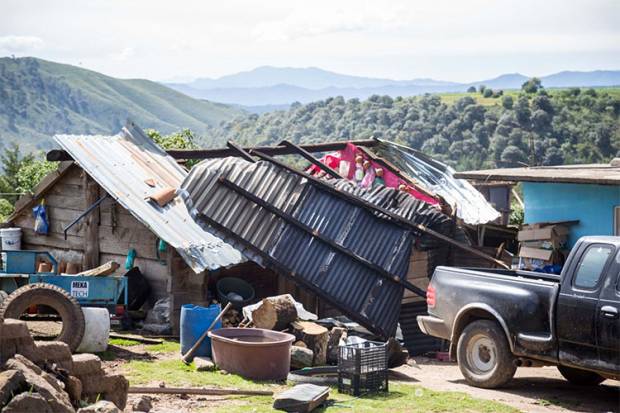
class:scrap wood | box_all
[109,332,163,344]
[78,260,119,277]
[128,386,273,396]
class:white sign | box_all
[70,281,89,298]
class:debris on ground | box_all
[193,356,215,371]
[132,395,153,412]
[0,318,129,412]
[273,384,330,412]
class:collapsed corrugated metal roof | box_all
[54,122,244,273]
[180,157,451,337]
[373,140,500,225]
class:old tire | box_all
[558,366,605,386]
[457,320,516,388]
[0,283,85,352]
[0,290,8,306]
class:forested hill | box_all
[211,87,620,170]
[0,57,244,152]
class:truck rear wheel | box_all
[457,320,516,388]
[558,366,605,386]
[0,283,85,352]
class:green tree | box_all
[483,88,493,98]
[521,77,542,94]
[501,95,514,109]
[467,86,476,93]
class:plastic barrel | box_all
[76,307,110,353]
[180,303,222,357]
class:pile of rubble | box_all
[0,317,128,412]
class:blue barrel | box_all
[180,304,222,357]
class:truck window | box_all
[574,245,613,289]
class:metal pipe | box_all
[63,194,109,240]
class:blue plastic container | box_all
[180,303,222,357]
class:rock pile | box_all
[0,317,128,412]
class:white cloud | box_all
[0,35,44,53]
[110,47,135,62]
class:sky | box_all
[1,0,619,83]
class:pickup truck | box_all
[417,236,620,388]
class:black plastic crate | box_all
[338,340,388,396]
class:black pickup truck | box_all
[417,236,620,388]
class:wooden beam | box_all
[279,140,342,179]
[47,139,379,161]
[83,174,100,270]
[226,140,256,163]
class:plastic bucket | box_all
[0,228,22,251]
[180,303,222,357]
[77,307,110,353]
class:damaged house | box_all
[5,122,506,354]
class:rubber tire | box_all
[0,290,8,306]
[558,366,605,386]
[0,283,85,352]
[457,320,516,388]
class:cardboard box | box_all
[519,246,553,261]
[518,225,568,242]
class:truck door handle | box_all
[601,306,619,319]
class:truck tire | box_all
[457,320,516,388]
[0,283,85,352]
[558,366,605,386]
[0,290,7,306]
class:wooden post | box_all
[83,174,100,270]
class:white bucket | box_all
[77,307,111,353]
[0,228,22,251]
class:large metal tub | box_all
[208,328,295,380]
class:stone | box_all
[33,341,74,370]
[194,356,215,371]
[132,395,153,412]
[0,319,31,339]
[2,392,54,413]
[0,369,27,406]
[77,400,121,413]
[80,373,129,410]
[71,354,102,376]
[64,375,83,402]
[3,354,74,413]
[290,346,314,369]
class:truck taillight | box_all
[426,284,436,308]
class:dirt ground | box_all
[101,341,619,413]
[395,357,620,413]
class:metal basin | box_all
[208,328,295,380]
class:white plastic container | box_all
[0,228,22,251]
[77,307,110,353]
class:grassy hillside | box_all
[0,57,244,151]
[211,87,620,171]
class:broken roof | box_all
[455,162,620,186]
[53,122,244,273]
[180,157,452,337]
[373,141,500,225]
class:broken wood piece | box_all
[251,295,298,331]
[146,187,177,207]
[128,386,273,396]
[273,384,329,413]
[79,261,120,277]
[326,327,347,365]
[291,321,328,366]
[109,332,163,345]
[290,345,314,369]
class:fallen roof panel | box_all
[53,122,244,273]
[180,157,451,337]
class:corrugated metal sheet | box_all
[374,140,500,225]
[400,301,446,356]
[53,122,244,273]
[180,157,451,337]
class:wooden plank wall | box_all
[11,166,171,301]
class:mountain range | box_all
[166,67,620,108]
[0,57,243,152]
